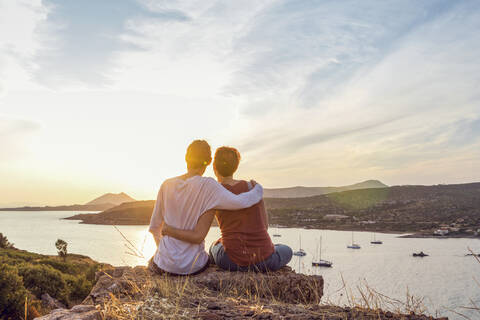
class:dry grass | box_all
[443,247,480,320]
[320,273,428,319]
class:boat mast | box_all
[319,236,322,260]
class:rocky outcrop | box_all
[83,265,322,305]
[36,265,446,320]
[34,305,100,320]
[41,293,66,310]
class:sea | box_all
[1,210,479,319]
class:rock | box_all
[191,266,323,304]
[34,305,99,320]
[41,293,66,310]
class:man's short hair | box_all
[185,140,212,169]
[213,146,241,177]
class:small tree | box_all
[0,233,14,249]
[55,239,68,261]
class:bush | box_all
[35,259,80,275]
[0,233,14,249]
[0,246,101,312]
[55,239,68,261]
[64,274,92,302]
[0,264,28,320]
[17,264,69,305]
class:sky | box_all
[1,0,479,206]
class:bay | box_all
[1,210,479,319]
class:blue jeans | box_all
[209,242,293,272]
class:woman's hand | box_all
[161,223,172,236]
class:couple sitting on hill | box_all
[148,140,293,275]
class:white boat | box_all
[312,236,332,267]
[293,249,307,256]
[293,235,307,256]
[347,231,361,249]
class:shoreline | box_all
[63,215,480,239]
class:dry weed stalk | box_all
[449,247,480,320]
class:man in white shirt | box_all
[149,140,263,275]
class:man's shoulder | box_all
[158,176,181,191]
[197,176,219,187]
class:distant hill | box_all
[264,180,387,198]
[0,204,113,212]
[0,192,136,212]
[64,182,480,235]
[85,192,136,206]
[65,201,155,225]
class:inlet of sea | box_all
[1,210,479,319]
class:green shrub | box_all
[64,274,92,302]
[0,247,101,310]
[0,264,28,320]
[0,248,41,263]
[17,264,69,305]
[55,239,68,261]
[0,233,14,249]
[35,259,80,275]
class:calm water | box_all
[1,211,479,319]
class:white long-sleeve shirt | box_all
[149,175,263,274]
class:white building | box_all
[434,229,449,236]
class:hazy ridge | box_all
[264,180,387,198]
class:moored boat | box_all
[312,236,332,267]
[347,231,361,249]
[412,251,429,257]
[293,235,307,256]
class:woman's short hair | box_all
[185,140,212,169]
[213,146,241,177]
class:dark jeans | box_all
[209,242,293,272]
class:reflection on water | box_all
[1,211,480,319]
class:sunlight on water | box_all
[1,211,480,319]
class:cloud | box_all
[0,0,49,94]
[0,117,41,161]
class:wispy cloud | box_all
[0,117,41,162]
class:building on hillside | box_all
[324,214,349,221]
[434,228,449,236]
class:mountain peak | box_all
[86,193,136,206]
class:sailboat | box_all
[312,236,332,267]
[347,231,361,249]
[293,235,307,256]
[370,232,383,244]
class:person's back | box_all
[153,176,220,274]
[216,180,274,266]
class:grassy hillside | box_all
[0,236,105,319]
[265,183,480,232]
[264,179,387,198]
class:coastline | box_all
[63,214,480,239]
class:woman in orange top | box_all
[162,146,292,272]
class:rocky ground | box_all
[35,265,447,320]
